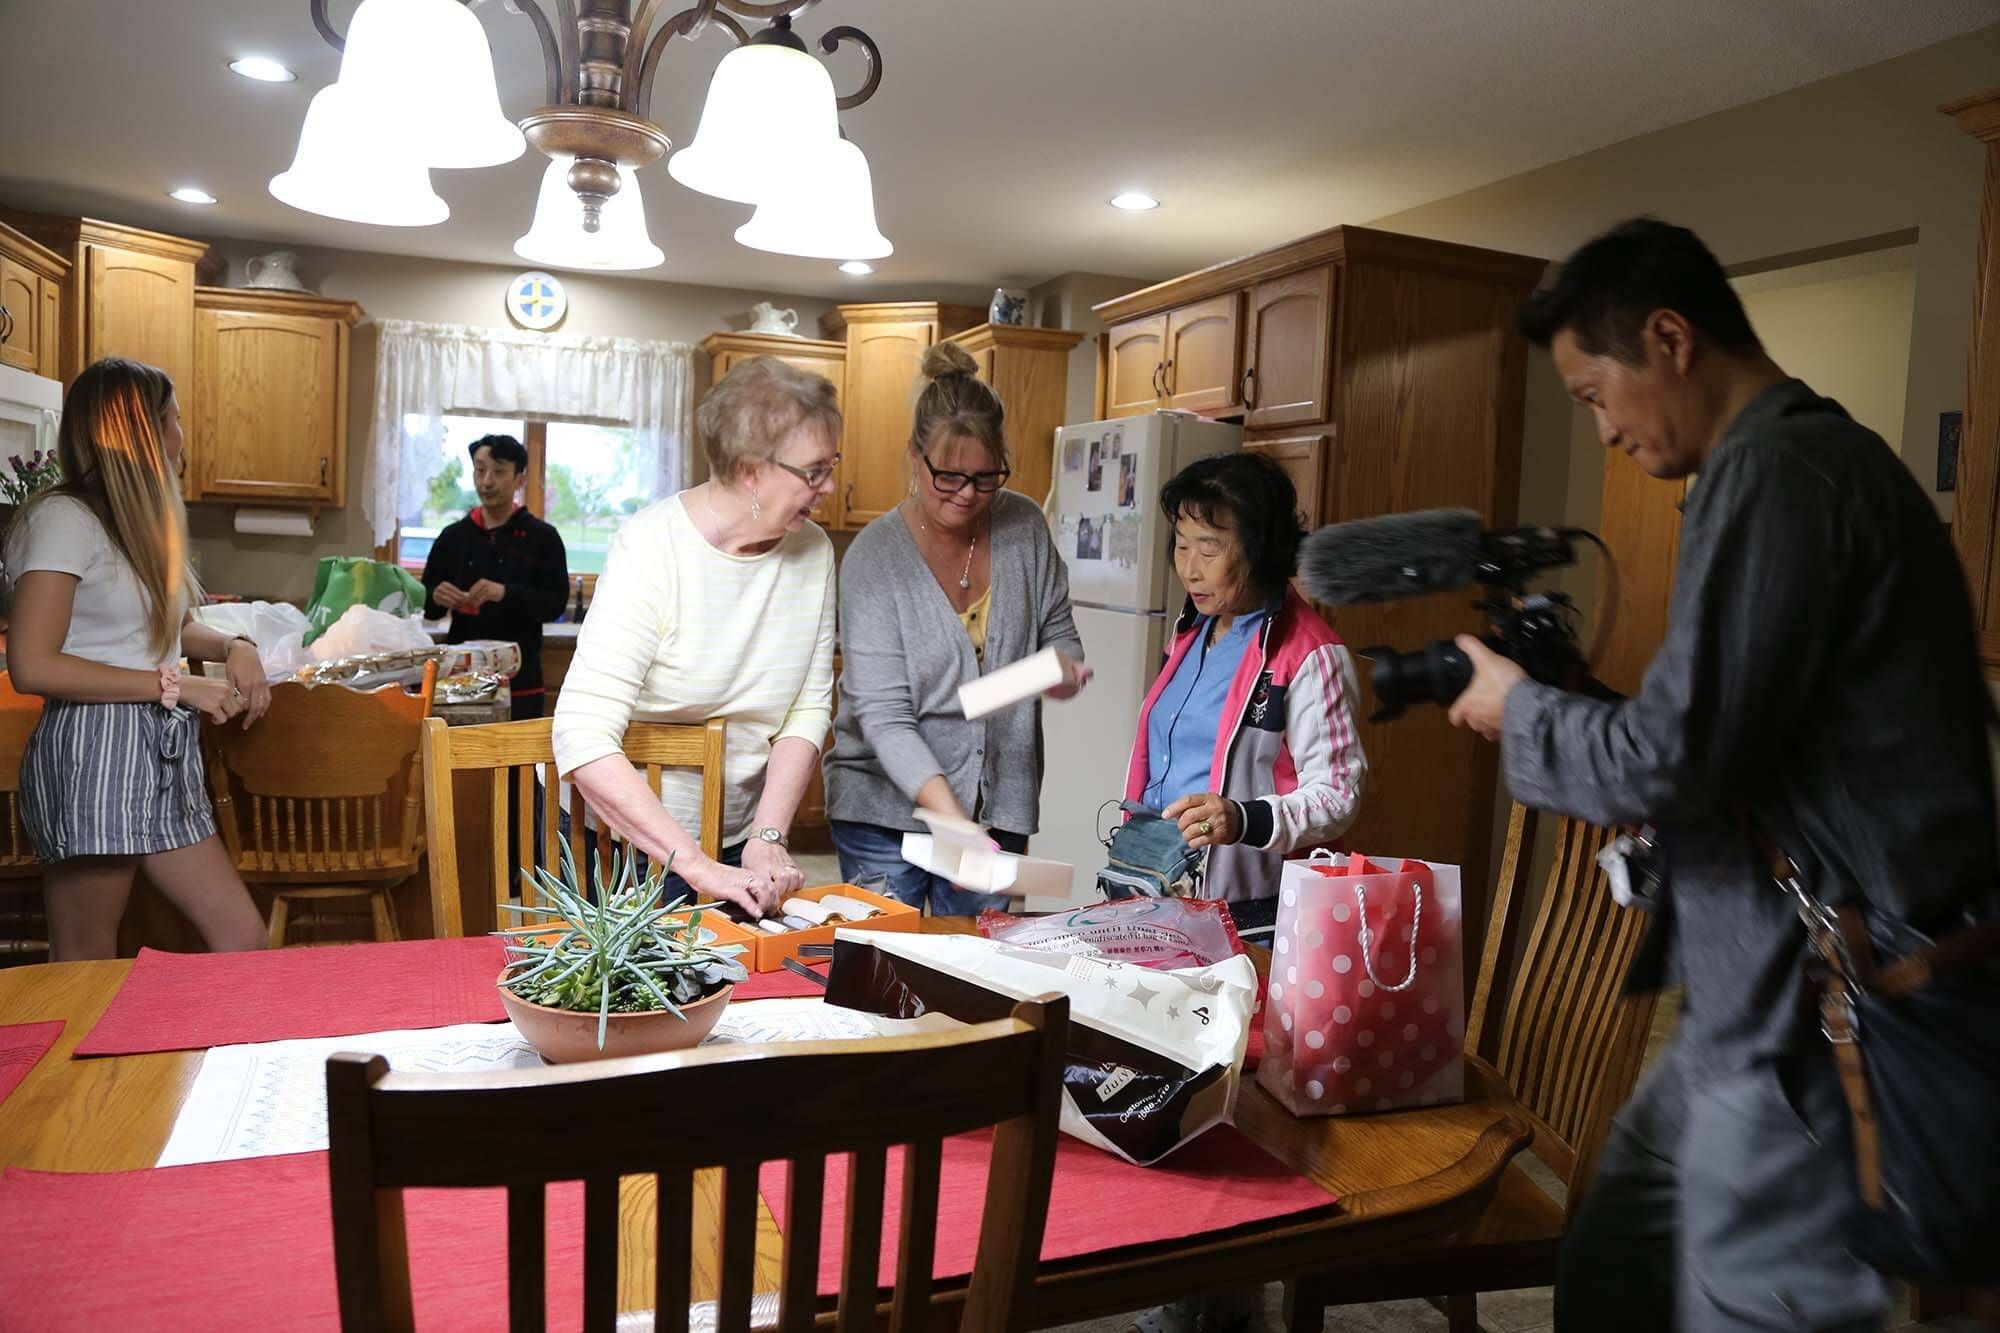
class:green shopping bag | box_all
[301,556,428,644]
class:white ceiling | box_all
[3,0,1996,301]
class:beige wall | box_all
[185,237,845,602]
[1733,247,1920,452]
[1371,23,2000,542]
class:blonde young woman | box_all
[824,342,1089,915]
[5,357,270,961]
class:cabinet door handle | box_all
[319,456,329,486]
[1241,366,1257,408]
[1162,357,1174,398]
[845,481,855,512]
[0,305,12,346]
[1150,362,1163,398]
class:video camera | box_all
[1298,509,1599,721]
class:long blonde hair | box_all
[21,357,201,657]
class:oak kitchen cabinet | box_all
[1105,293,1246,418]
[0,221,67,379]
[699,331,846,527]
[947,323,1084,509]
[1095,225,1546,919]
[820,303,981,528]
[2,214,208,498]
[191,288,361,508]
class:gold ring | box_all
[1199,819,1213,836]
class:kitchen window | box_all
[395,414,652,582]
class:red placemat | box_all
[0,1151,584,1332]
[0,1021,63,1107]
[75,937,512,1056]
[736,959,830,1001]
[76,937,831,1057]
[759,1125,1335,1294]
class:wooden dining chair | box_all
[1284,804,1662,1333]
[202,663,438,948]
[420,715,727,938]
[326,993,1070,1333]
[0,673,46,961]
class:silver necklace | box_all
[916,506,978,590]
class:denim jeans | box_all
[829,819,1027,917]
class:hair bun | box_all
[919,341,979,385]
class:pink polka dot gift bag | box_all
[1255,850,1465,1116]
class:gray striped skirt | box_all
[19,700,218,863]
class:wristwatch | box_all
[751,826,789,850]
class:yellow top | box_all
[958,585,993,668]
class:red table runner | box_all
[759,1125,1336,1294]
[0,1020,62,1107]
[76,939,833,1056]
[0,1151,584,1332]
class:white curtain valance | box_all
[363,318,695,546]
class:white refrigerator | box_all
[1031,411,1242,906]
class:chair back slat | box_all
[653,1167,696,1333]
[889,1138,943,1333]
[204,666,436,891]
[584,1173,621,1332]
[421,716,729,937]
[778,1155,827,1333]
[1467,803,1659,1203]
[838,1145,889,1333]
[508,1183,548,1333]
[328,997,1070,1333]
[716,1163,762,1333]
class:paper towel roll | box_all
[232,507,314,537]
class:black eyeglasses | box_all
[771,453,841,489]
[922,453,1011,495]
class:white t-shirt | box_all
[3,494,179,670]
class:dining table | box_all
[0,920,1533,1329]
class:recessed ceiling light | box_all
[169,186,218,205]
[1110,191,1160,212]
[838,260,874,276]
[229,56,296,83]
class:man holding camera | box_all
[1448,219,1997,1330]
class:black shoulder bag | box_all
[1753,826,2000,1283]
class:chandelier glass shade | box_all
[515,156,666,270]
[278,0,892,263]
[269,83,450,227]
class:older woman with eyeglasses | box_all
[552,356,839,919]
[824,343,1090,915]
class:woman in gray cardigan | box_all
[823,342,1089,913]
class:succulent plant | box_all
[496,842,749,1050]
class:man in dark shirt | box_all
[1449,220,1997,1331]
[420,434,570,720]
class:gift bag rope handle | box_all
[1352,883,1423,992]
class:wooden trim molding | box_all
[194,286,362,325]
[817,302,983,339]
[0,221,70,281]
[1943,86,2000,140]
[1093,225,1546,326]
[950,323,1086,354]
[0,212,210,265]
[697,331,844,360]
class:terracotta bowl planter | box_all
[497,977,734,1064]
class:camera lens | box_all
[1360,640,1473,721]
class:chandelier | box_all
[270,0,892,271]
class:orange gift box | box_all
[741,883,919,972]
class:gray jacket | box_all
[1504,379,1998,1062]
[824,490,1085,837]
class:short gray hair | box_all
[696,356,842,482]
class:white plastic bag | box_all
[307,604,432,662]
[190,601,314,681]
